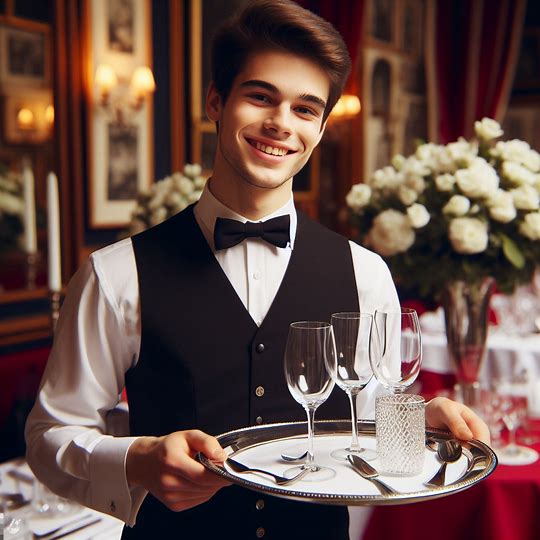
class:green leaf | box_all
[501,234,526,269]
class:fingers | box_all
[184,430,228,462]
[425,397,490,443]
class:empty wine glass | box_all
[497,375,539,464]
[369,308,422,393]
[329,312,376,461]
[284,321,337,481]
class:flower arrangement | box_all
[129,164,206,235]
[0,163,24,254]
[346,118,540,299]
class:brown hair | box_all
[211,0,351,122]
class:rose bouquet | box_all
[129,163,206,235]
[346,118,540,299]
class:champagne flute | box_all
[284,321,337,481]
[369,308,422,393]
[330,312,377,461]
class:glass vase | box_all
[441,277,496,410]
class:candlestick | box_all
[22,159,37,255]
[47,172,62,292]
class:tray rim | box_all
[197,419,498,506]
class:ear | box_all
[315,118,328,145]
[206,82,222,122]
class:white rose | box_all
[502,161,536,185]
[194,176,207,190]
[369,166,402,191]
[447,138,478,166]
[455,158,499,198]
[404,174,426,194]
[443,195,470,216]
[519,212,540,240]
[491,139,537,167]
[398,185,418,205]
[511,184,540,210]
[524,149,540,173]
[150,207,168,226]
[448,217,489,254]
[346,183,372,211]
[368,209,415,256]
[403,157,431,179]
[0,191,24,215]
[407,203,430,228]
[474,118,503,141]
[165,191,185,208]
[435,173,456,192]
[391,154,406,170]
[487,189,516,223]
[178,177,195,195]
[187,190,202,204]
[129,218,147,235]
[435,148,458,173]
[147,190,166,211]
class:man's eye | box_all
[296,106,317,116]
[250,94,270,103]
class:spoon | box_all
[424,439,462,488]
[280,451,308,462]
[226,458,310,486]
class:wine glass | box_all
[497,375,539,464]
[329,312,377,461]
[284,321,337,481]
[369,308,422,393]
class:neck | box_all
[208,176,293,221]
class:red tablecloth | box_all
[362,422,540,540]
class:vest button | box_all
[255,499,265,510]
[256,343,265,353]
[255,416,263,424]
[256,527,265,538]
[255,386,265,397]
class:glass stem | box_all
[305,406,317,470]
[348,389,361,451]
[508,425,517,449]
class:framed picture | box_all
[0,24,51,89]
[90,111,151,226]
[85,0,153,228]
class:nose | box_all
[263,105,292,138]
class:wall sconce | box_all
[3,92,54,144]
[329,94,361,121]
[94,63,155,123]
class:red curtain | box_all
[296,0,366,94]
[433,0,526,143]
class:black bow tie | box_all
[214,215,291,250]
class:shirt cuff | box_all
[89,436,147,525]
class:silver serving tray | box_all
[198,419,497,505]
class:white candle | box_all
[22,160,37,254]
[47,172,62,292]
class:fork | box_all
[226,458,310,486]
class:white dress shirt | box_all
[25,186,399,526]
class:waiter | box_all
[26,1,490,538]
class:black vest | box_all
[124,206,359,539]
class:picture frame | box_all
[0,24,51,89]
[85,0,153,228]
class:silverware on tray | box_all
[226,458,310,486]
[347,454,398,495]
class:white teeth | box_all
[255,141,287,156]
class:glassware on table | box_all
[497,375,539,465]
[284,321,337,481]
[329,312,376,461]
[369,308,422,393]
[375,394,425,475]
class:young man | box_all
[26,1,489,538]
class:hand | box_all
[425,397,491,444]
[126,429,231,512]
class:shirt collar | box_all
[194,182,297,250]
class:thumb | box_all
[185,430,227,462]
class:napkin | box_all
[419,308,445,334]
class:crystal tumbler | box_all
[376,394,425,475]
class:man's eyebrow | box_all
[239,79,327,110]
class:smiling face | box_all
[206,49,330,216]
